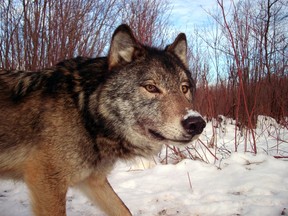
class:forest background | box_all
[1,0,287,134]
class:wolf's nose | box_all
[181,116,206,136]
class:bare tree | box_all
[120,0,170,46]
[198,0,288,121]
[0,0,172,70]
[191,0,288,152]
[0,0,120,70]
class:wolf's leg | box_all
[24,159,67,216]
[79,174,132,216]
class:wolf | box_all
[0,24,206,216]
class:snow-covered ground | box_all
[1,116,288,216]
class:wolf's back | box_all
[0,57,97,100]
[0,68,53,101]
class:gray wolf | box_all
[0,24,206,216]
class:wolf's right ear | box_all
[108,24,142,70]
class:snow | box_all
[1,116,288,216]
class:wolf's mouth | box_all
[148,129,166,140]
[148,129,192,144]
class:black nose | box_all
[181,116,206,136]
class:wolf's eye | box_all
[144,84,160,93]
[181,85,189,94]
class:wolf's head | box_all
[93,24,206,155]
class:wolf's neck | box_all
[94,136,155,161]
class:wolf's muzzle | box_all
[181,116,206,137]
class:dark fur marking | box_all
[44,70,68,94]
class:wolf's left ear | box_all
[108,24,142,70]
[166,33,188,67]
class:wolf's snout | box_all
[181,116,206,136]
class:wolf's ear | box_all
[166,33,188,67]
[108,24,142,70]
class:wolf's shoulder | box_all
[57,56,107,70]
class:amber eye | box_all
[181,85,189,94]
[144,84,160,93]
